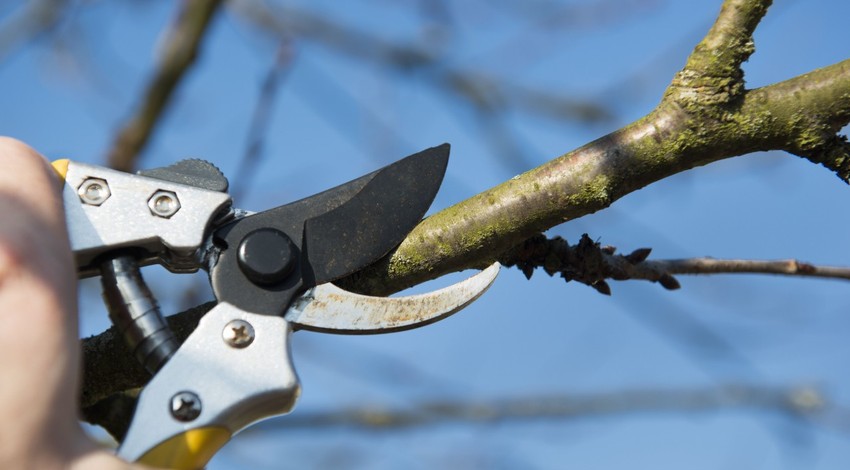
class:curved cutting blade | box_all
[303,143,449,283]
[284,263,499,334]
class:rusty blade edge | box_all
[284,263,500,335]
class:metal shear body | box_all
[55,145,498,468]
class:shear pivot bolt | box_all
[237,228,296,285]
[170,391,202,422]
[148,190,180,218]
[223,319,255,348]
[77,178,111,205]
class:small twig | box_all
[499,234,850,294]
[0,0,68,63]
[230,0,612,125]
[105,0,224,171]
[247,384,825,432]
[643,257,850,281]
[80,302,211,410]
[230,39,294,202]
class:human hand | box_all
[0,138,146,469]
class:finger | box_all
[0,137,82,464]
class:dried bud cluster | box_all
[499,233,681,295]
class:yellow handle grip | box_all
[51,159,71,183]
[136,427,231,470]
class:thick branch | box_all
[747,60,850,178]
[105,0,223,171]
[230,41,294,202]
[339,57,850,296]
[83,382,828,441]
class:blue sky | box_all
[2,0,850,468]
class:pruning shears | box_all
[53,144,498,469]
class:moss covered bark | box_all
[340,56,850,295]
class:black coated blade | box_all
[210,144,450,316]
[304,143,449,282]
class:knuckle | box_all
[0,136,50,176]
[0,238,26,286]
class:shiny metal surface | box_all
[100,255,178,373]
[170,391,202,422]
[148,190,181,218]
[77,177,110,205]
[118,302,300,462]
[222,319,255,348]
[61,161,231,276]
[285,263,500,334]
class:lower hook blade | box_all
[284,263,499,334]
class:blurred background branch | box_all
[105,0,224,171]
[251,384,837,432]
[0,0,69,63]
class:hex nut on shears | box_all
[148,190,180,218]
[77,178,111,206]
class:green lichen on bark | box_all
[337,2,850,296]
[667,0,771,105]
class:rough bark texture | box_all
[82,0,850,431]
[339,57,850,296]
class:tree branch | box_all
[751,60,850,178]
[667,0,770,105]
[0,0,69,63]
[338,10,850,296]
[81,0,850,430]
[80,235,850,424]
[644,258,850,281]
[249,384,827,431]
[105,0,224,171]
[230,0,613,125]
[230,40,294,202]
[499,234,850,294]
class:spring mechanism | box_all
[100,255,178,374]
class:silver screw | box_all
[148,190,181,218]
[170,391,202,422]
[222,320,255,348]
[77,178,111,206]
